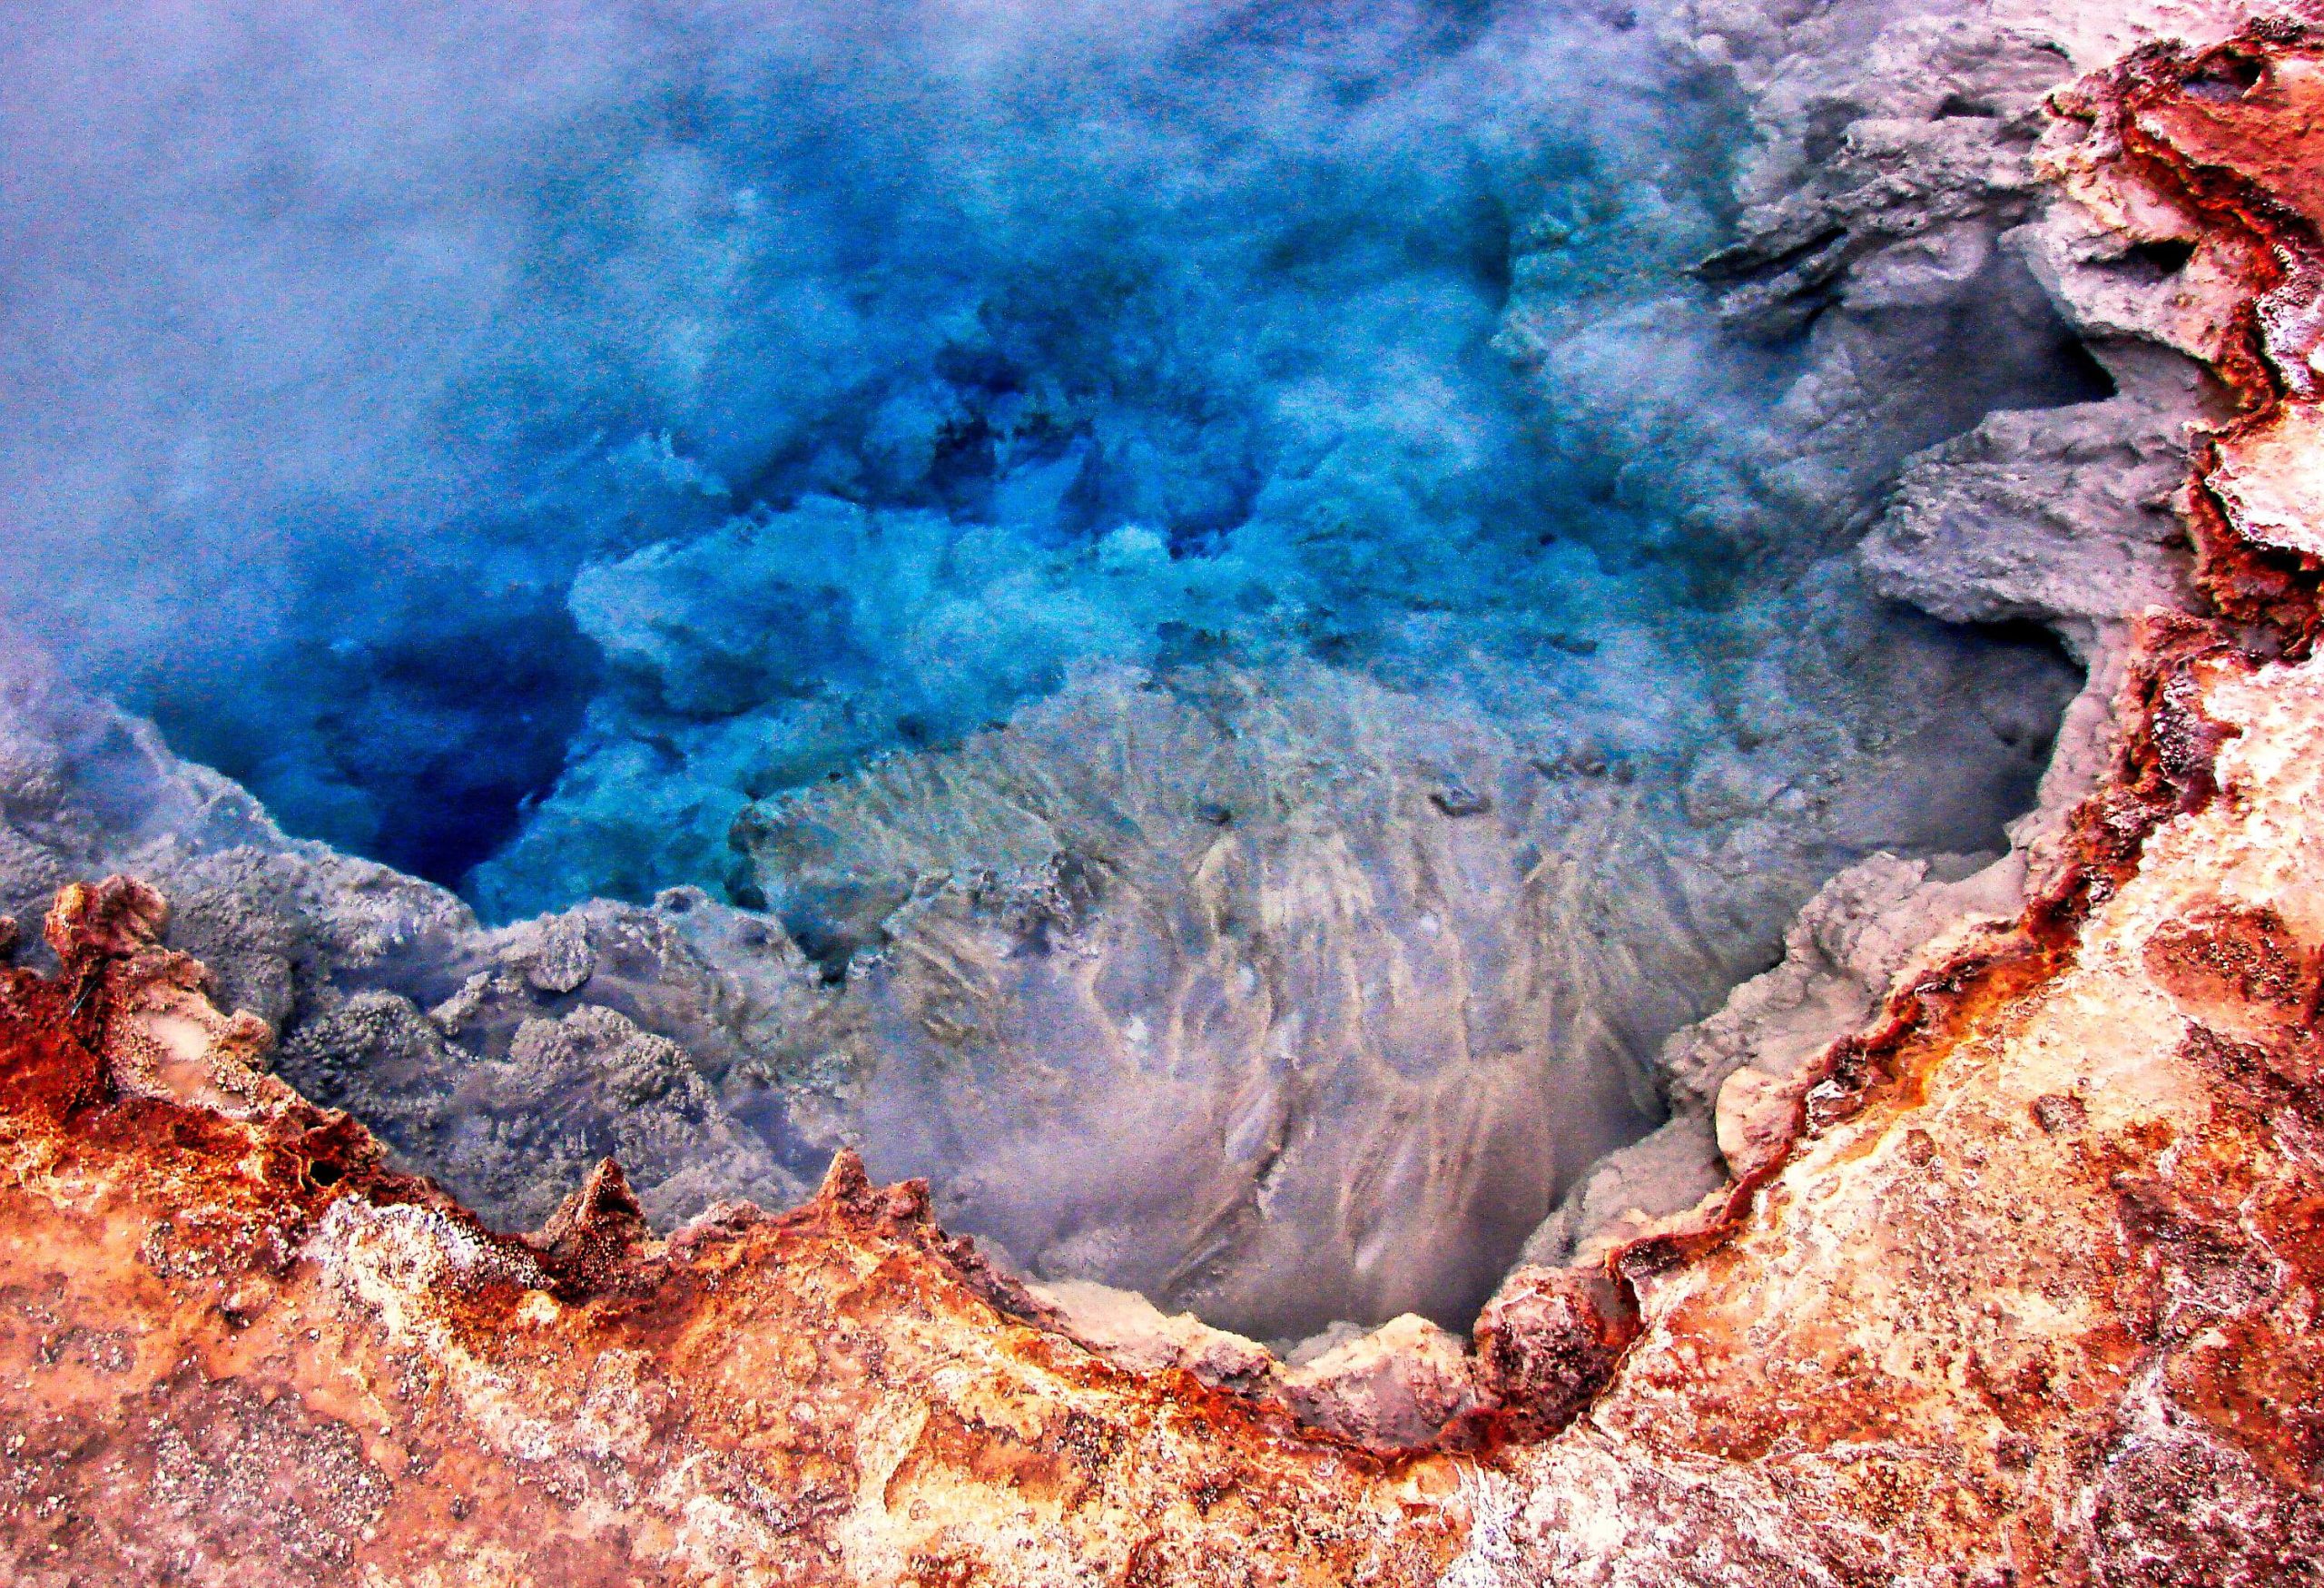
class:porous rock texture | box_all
[7,5,2324,1583]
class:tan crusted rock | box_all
[1279,1314,1483,1451]
[1030,1277,1279,1392]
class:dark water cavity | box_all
[1,0,2092,1336]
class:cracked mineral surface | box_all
[5,2,2324,1583]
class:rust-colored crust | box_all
[1,884,1474,1585]
[1511,24,2324,1583]
[1609,17,2324,1292]
[7,21,2324,1585]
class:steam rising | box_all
[2,0,1764,899]
[2,0,2095,1334]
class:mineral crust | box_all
[5,12,2324,1587]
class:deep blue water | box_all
[2,0,2083,917]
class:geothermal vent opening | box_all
[0,0,2097,1341]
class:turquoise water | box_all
[1,0,2083,916]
